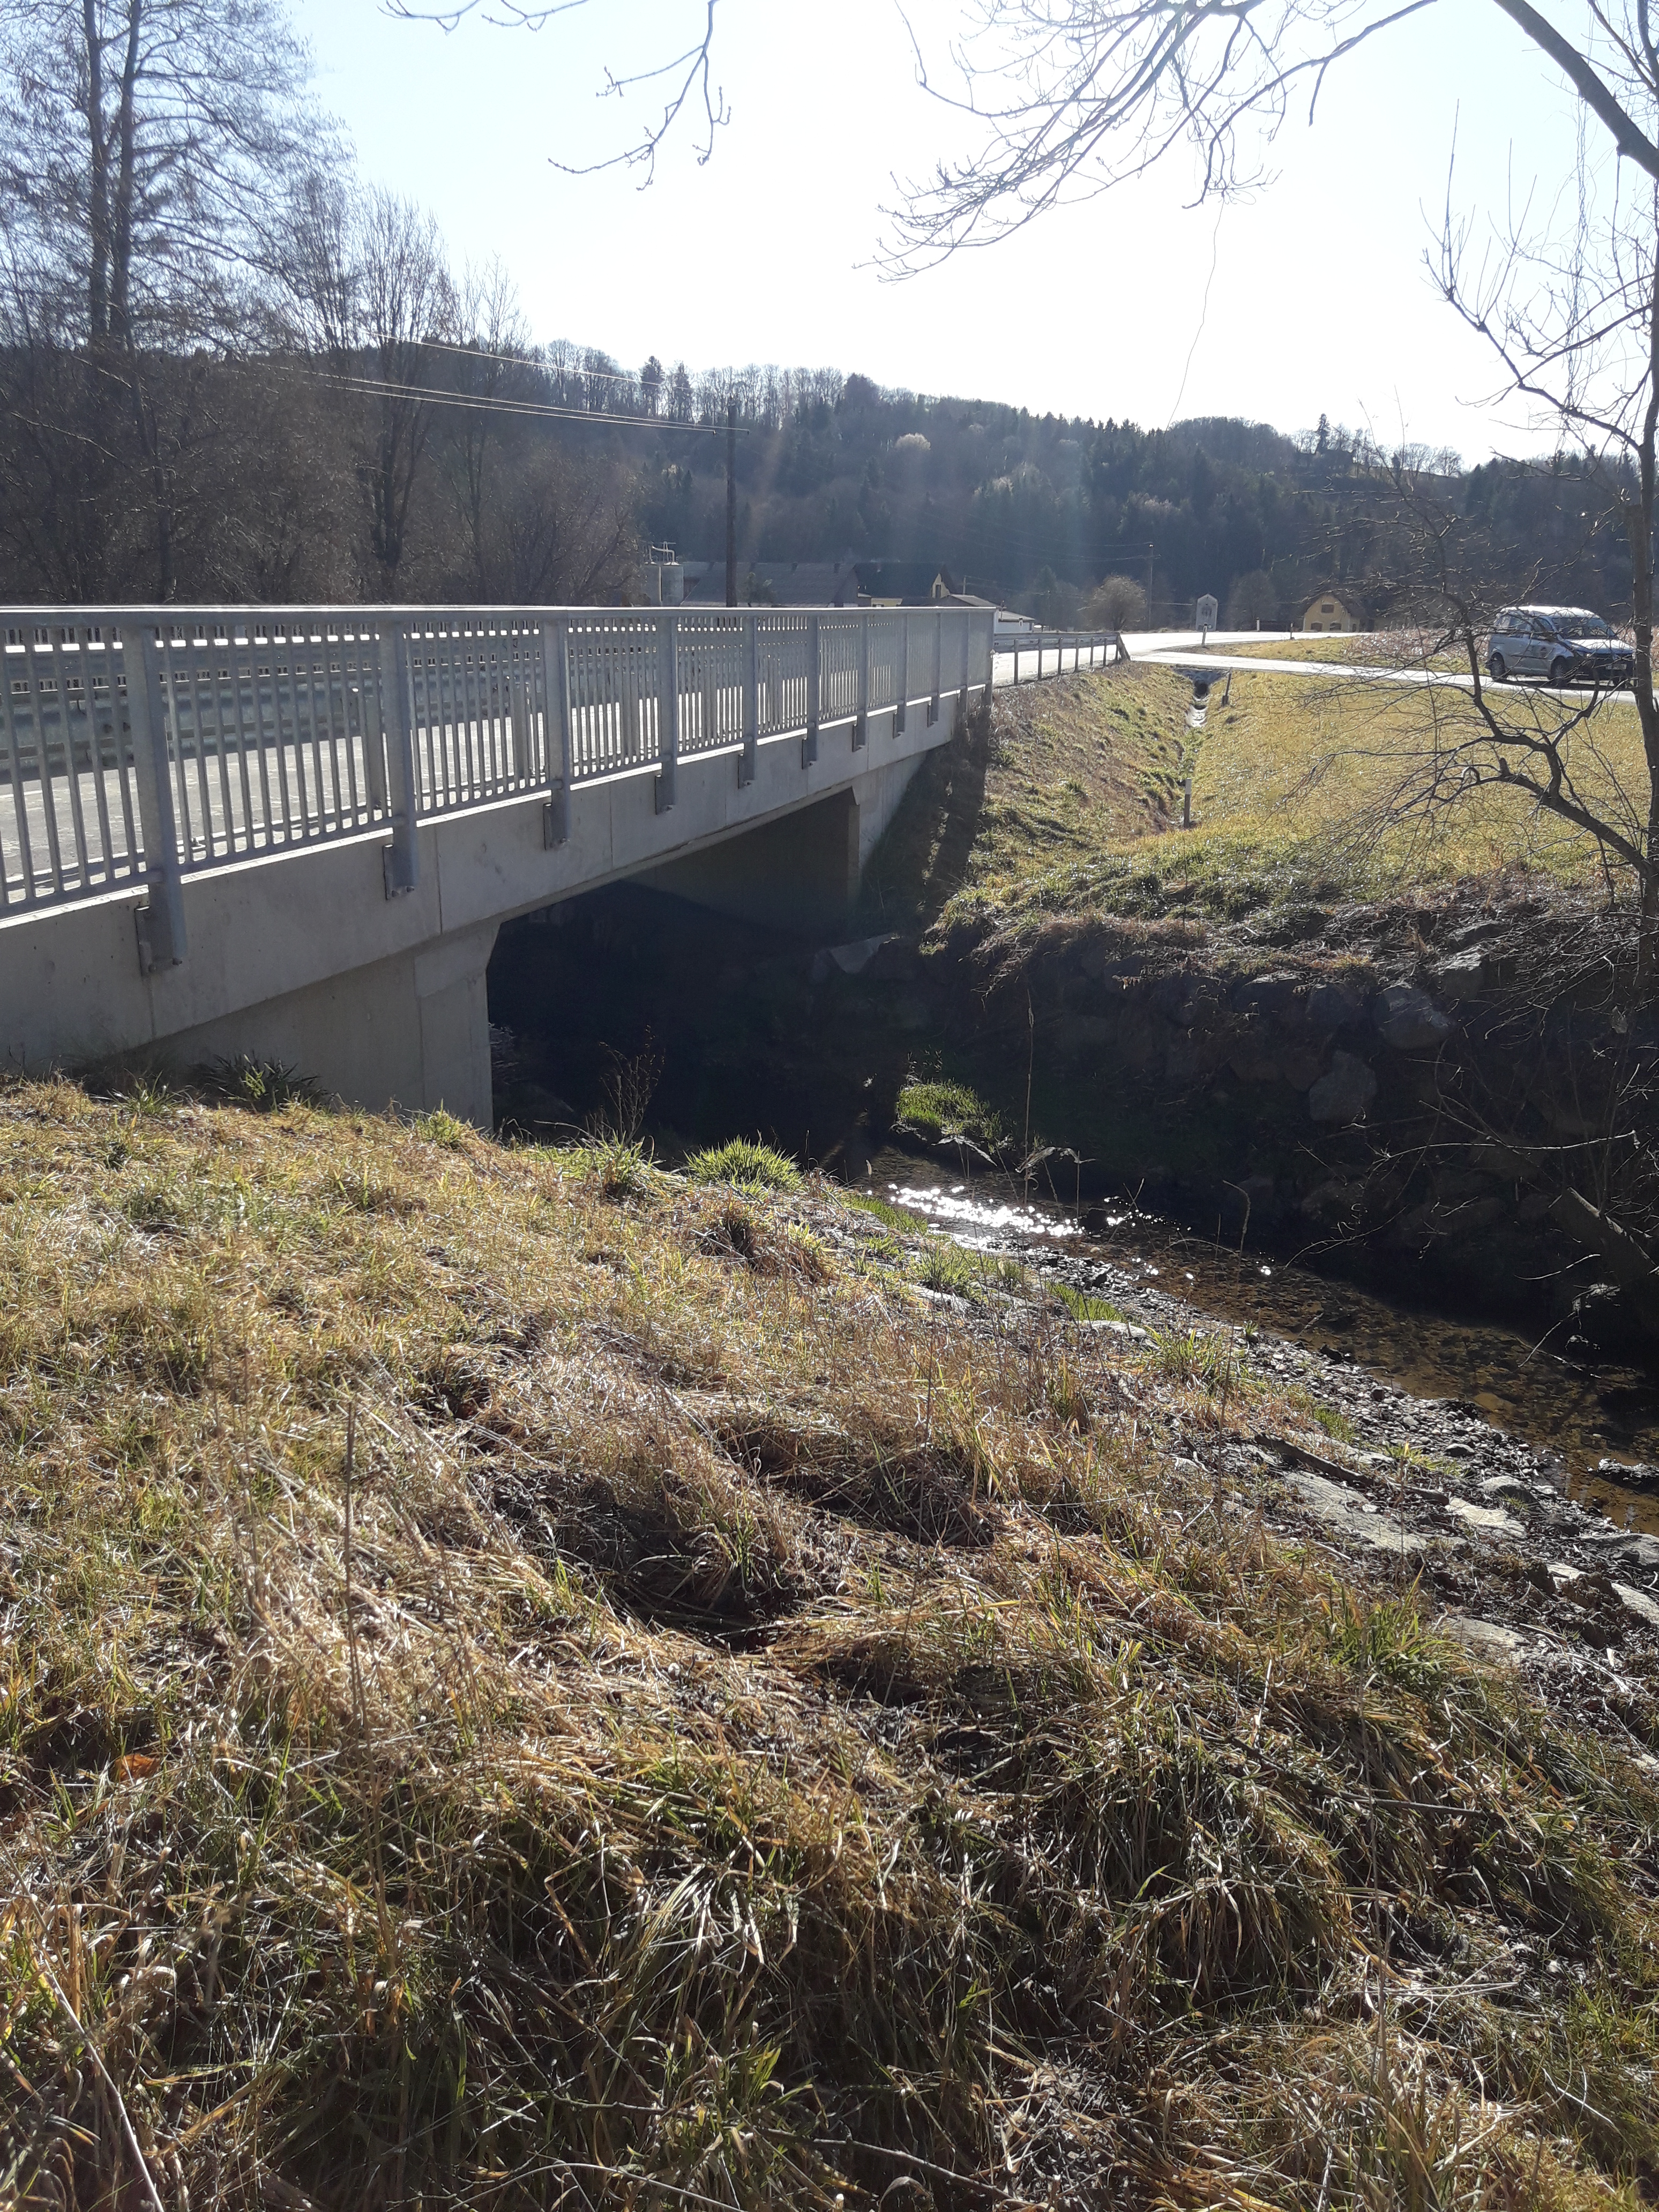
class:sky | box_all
[290,0,1599,465]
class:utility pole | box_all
[726,395,738,608]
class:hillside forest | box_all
[0,0,1635,622]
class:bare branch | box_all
[383,0,728,183]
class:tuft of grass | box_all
[896,1077,1005,1148]
[414,1104,472,1148]
[1052,1280,1125,1324]
[1149,1322,1250,1397]
[844,1188,919,1235]
[204,1052,317,1112]
[1311,1400,1361,1445]
[582,1133,657,1203]
[1,1079,1656,2211]
[684,1135,802,1190]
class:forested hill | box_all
[637,373,1627,627]
[0,323,1625,619]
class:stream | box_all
[870,1147,1659,1535]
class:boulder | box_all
[1373,982,1453,1050]
[1233,973,1305,1019]
[1307,980,1366,1031]
[1615,1582,1659,1631]
[1307,1050,1378,1124]
[1430,950,1490,1000]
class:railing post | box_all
[896,612,909,734]
[959,613,970,720]
[982,612,995,702]
[928,611,941,726]
[378,622,419,896]
[119,623,186,970]
[739,614,758,786]
[854,609,869,750]
[656,611,679,811]
[541,616,571,846]
[804,612,820,767]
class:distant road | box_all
[1127,633,1621,699]
[990,627,1305,687]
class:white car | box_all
[1485,605,1633,687]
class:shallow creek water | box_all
[869,1147,1659,1536]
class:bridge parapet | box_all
[2,601,994,972]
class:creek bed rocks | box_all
[970,1219,1659,1751]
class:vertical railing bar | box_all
[100,638,140,883]
[540,616,571,844]
[378,620,418,895]
[201,633,237,858]
[170,637,209,863]
[119,622,185,966]
[929,610,943,727]
[804,612,820,767]
[226,626,264,849]
[854,610,869,750]
[313,629,343,832]
[273,627,312,845]
[896,611,909,736]
[49,629,97,888]
[259,630,296,847]
[328,629,363,825]
[302,628,336,831]
[223,628,258,851]
[656,611,678,812]
[23,636,67,895]
[739,613,758,786]
[1,654,39,907]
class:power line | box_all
[310,365,736,435]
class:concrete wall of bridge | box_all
[1,694,963,1123]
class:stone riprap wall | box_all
[901,890,1659,1349]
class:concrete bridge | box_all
[2,602,1117,1123]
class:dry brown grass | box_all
[2,1080,1657,2209]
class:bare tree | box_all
[880,1,1659,265]
[289,180,455,595]
[0,0,324,597]
[440,259,536,596]
[1085,572,1149,629]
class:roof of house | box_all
[848,562,959,603]
[1302,586,1361,614]
[675,559,967,608]
[679,561,862,607]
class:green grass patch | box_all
[684,1137,802,1191]
[896,1078,1006,1148]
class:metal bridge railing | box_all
[1,603,998,961]
[996,627,1126,683]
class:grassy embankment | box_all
[872,660,1651,949]
[3,1078,1658,2207]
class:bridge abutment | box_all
[157,921,499,1126]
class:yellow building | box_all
[1302,589,1361,633]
